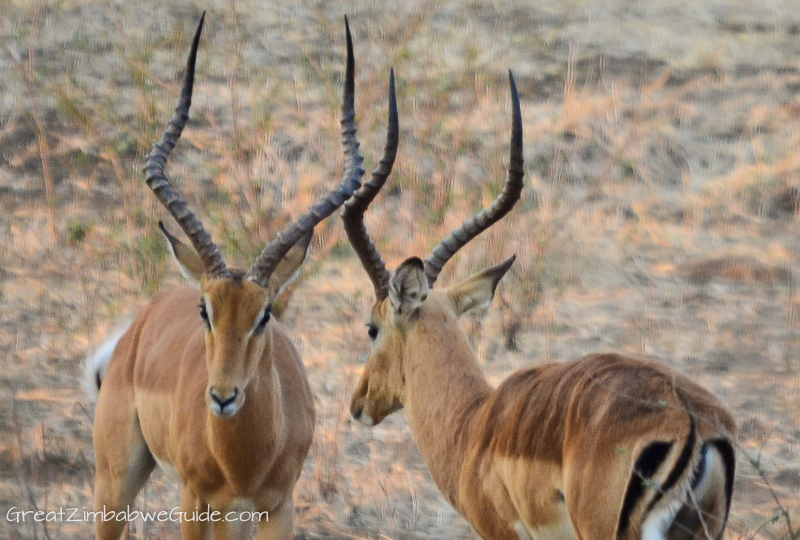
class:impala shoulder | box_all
[470,366,567,461]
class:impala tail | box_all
[82,319,133,401]
[617,417,736,540]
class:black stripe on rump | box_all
[617,440,673,537]
[617,416,697,538]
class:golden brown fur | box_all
[93,286,314,540]
[351,260,736,540]
[90,15,366,539]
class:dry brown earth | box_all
[2,0,800,538]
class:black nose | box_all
[209,387,239,411]
[351,407,362,421]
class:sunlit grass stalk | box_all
[5,5,58,242]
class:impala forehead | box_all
[370,297,391,324]
[202,278,270,332]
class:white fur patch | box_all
[153,455,181,481]
[82,319,133,401]
[526,520,578,540]
[358,412,376,427]
[515,520,533,540]
[692,444,715,500]
[204,296,215,331]
[641,498,682,540]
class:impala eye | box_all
[256,307,271,330]
[366,323,378,340]
[199,301,210,328]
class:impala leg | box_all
[213,507,254,540]
[211,516,236,540]
[207,510,251,540]
[180,487,213,540]
[92,406,155,540]
[255,498,294,540]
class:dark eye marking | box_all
[367,323,378,340]
[256,306,272,331]
[199,301,210,327]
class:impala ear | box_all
[449,255,515,316]
[265,230,313,297]
[389,257,429,316]
[159,221,204,285]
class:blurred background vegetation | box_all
[2,0,800,538]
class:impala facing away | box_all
[86,16,368,540]
[343,72,737,539]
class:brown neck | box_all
[207,336,286,490]
[402,308,492,511]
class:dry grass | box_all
[2,0,800,538]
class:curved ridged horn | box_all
[423,71,523,286]
[144,12,231,279]
[248,16,365,287]
[341,68,398,301]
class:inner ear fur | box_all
[265,230,313,298]
[159,221,313,295]
[449,255,515,316]
[389,257,429,316]
[159,221,204,284]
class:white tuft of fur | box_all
[641,497,682,540]
[83,320,133,402]
[691,444,716,502]
[642,440,713,540]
